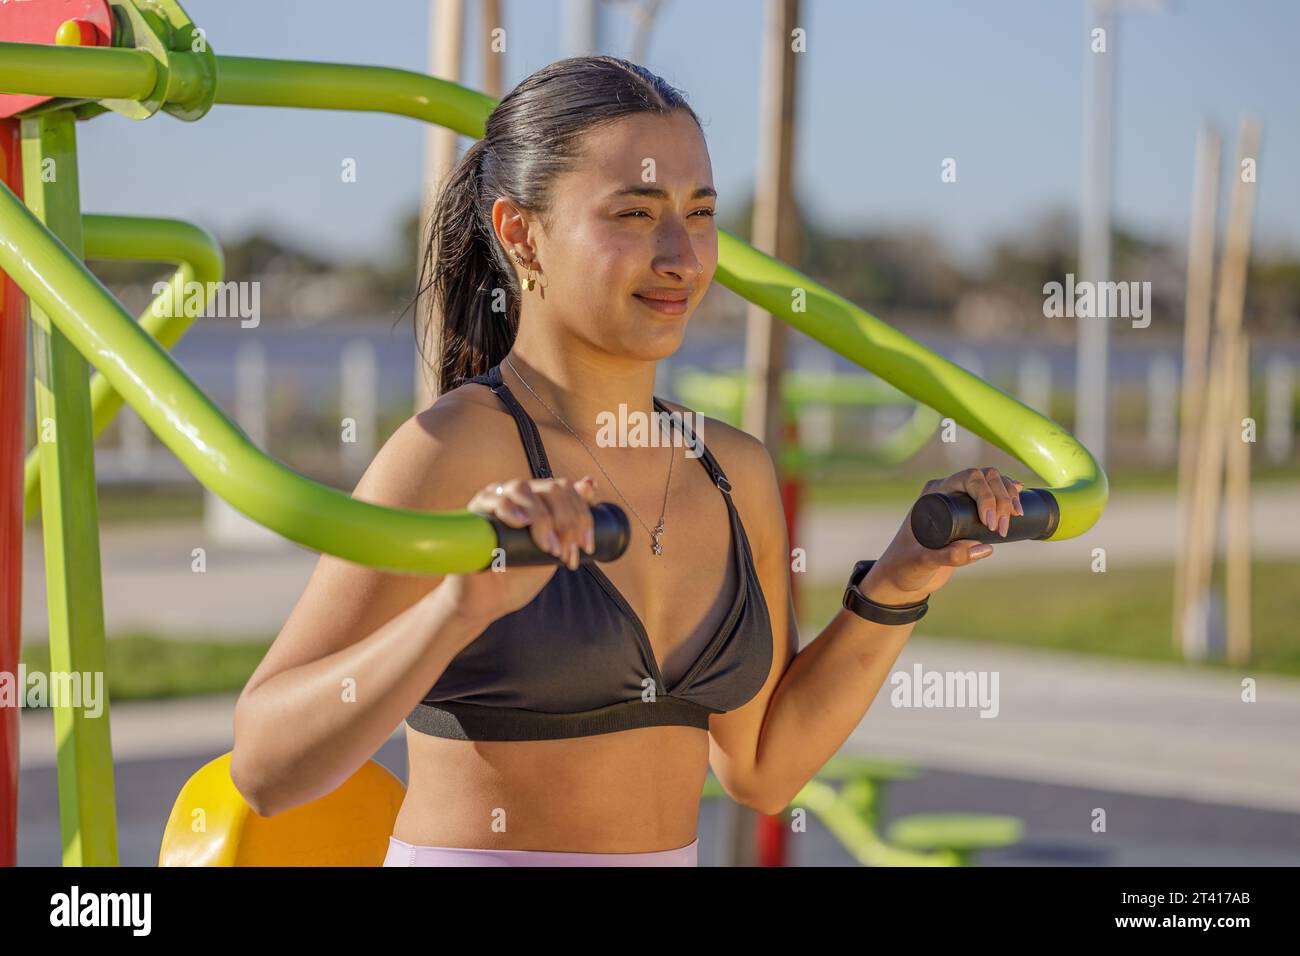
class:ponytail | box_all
[415,138,518,397]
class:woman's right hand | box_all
[439,474,600,628]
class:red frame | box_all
[0,117,25,868]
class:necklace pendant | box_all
[651,531,663,556]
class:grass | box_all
[801,460,1300,507]
[16,562,1298,705]
[87,487,206,524]
[801,560,1300,676]
[79,462,1300,524]
[20,634,272,704]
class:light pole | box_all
[1075,0,1168,467]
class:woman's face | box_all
[500,110,718,361]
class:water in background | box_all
[164,318,1298,410]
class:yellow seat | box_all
[159,752,406,866]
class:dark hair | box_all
[411,56,702,396]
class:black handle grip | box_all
[481,501,631,567]
[909,488,1060,550]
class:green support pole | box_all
[21,110,117,867]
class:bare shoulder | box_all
[354,378,529,513]
[656,397,783,553]
[238,378,529,704]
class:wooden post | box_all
[1225,331,1252,665]
[1172,125,1219,653]
[733,0,801,869]
[1182,116,1261,661]
[481,0,504,99]
[742,0,801,448]
[415,0,465,411]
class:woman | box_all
[229,56,1023,867]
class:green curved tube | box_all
[0,181,495,573]
[212,56,497,138]
[712,234,1107,539]
[0,43,158,101]
[22,215,225,520]
[0,43,1106,545]
[673,368,941,471]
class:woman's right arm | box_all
[228,399,494,817]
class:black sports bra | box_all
[405,363,774,742]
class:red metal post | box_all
[0,117,26,867]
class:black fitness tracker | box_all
[841,560,929,626]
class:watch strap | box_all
[842,560,929,625]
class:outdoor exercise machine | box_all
[675,367,942,472]
[702,757,1024,867]
[0,0,1106,866]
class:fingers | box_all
[961,467,1002,536]
[468,479,529,526]
[1002,475,1025,517]
[574,476,598,554]
[535,477,595,570]
[980,467,1016,537]
[470,476,598,570]
[942,538,994,566]
[471,478,558,561]
[931,467,1024,538]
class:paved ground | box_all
[19,636,1300,814]
[18,731,1300,867]
[851,636,1300,816]
[15,634,1300,865]
[20,484,1300,642]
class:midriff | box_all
[393,722,710,852]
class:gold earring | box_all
[514,252,536,292]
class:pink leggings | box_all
[383,835,699,867]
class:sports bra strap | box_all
[653,397,733,495]
[465,364,554,479]
[466,363,733,495]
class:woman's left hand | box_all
[858,466,1024,606]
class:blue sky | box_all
[74,0,1299,270]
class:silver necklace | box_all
[504,356,674,556]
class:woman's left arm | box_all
[707,437,1023,815]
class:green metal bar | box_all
[21,112,118,867]
[0,43,1107,540]
[0,179,497,574]
[675,368,942,470]
[790,779,958,867]
[213,56,496,136]
[678,368,922,412]
[23,215,225,521]
[0,42,159,100]
[0,45,494,137]
[705,765,960,866]
[712,233,1107,540]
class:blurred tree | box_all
[83,199,1297,334]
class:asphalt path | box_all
[17,739,1300,867]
